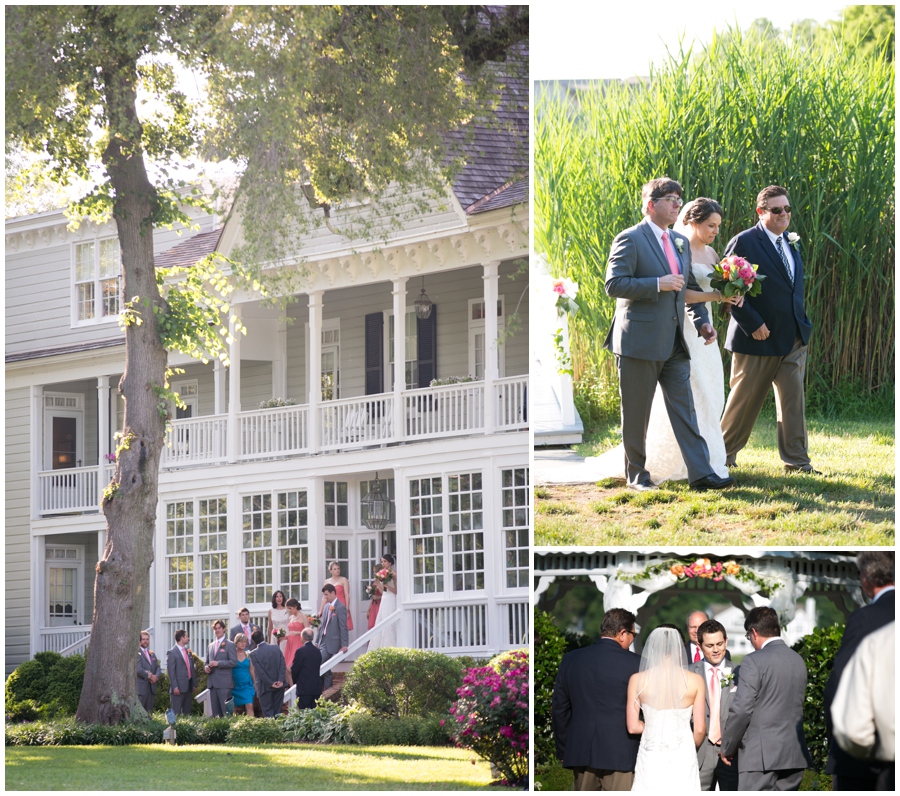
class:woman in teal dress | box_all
[232,633,256,716]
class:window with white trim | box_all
[448,472,484,590]
[324,481,349,527]
[277,490,310,602]
[74,238,121,323]
[242,494,273,604]
[165,497,228,609]
[468,298,505,379]
[388,310,418,389]
[501,467,529,588]
[410,476,444,594]
[321,323,341,400]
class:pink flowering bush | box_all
[445,648,528,786]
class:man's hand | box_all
[149,674,158,684]
[752,323,770,341]
[341,646,348,654]
[273,681,283,689]
[173,687,181,695]
[659,274,685,292]
[719,752,733,766]
[699,323,717,345]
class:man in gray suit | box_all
[604,177,735,492]
[317,583,349,691]
[136,630,161,713]
[689,619,739,791]
[721,606,812,790]
[204,619,238,717]
[166,628,196,715]
[248,629,286,717]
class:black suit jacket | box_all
[552,638,642,771]
[824,589,895,777]
[291,641,324,697]
[724,222,812,356]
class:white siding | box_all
[239,361,274,409]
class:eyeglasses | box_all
[765,205,792,215]
[744,631,752,641]
[656,195,684,207]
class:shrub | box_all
[349,713,450,746]
[6,700,45,724]
[5,651,64,705]
[43,654,86,715]
[447,650,529,787]
[534,610,567,766]
[226,715,285,745]
[793,623,845,772]
[280,700,358,744]
[343,648,463,718]
[488,648,528,674]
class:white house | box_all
[5,83,529,674]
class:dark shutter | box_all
[364,312,384,395]
[417,305,437,388]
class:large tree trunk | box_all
[76,44,169,725]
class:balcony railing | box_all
[37,380,527,514]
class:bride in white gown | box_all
[627,626,706,791]
[587,198,738,484]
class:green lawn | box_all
[535,415,894,545]
[5,744,507,791]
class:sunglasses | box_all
[765,206,792,215]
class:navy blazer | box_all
[824,589,895,778]
[291,641,324,697]
[552,638,642,771]
[723,222,812,356]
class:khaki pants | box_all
[721,337,810,467]
[572,767,635,791]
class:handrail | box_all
[58,630,92,657]
[319,608,401,676]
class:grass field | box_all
[5,744,506,791]
[535,414,894,545]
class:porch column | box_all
[307,476,324,610]
[392,277,408,442]
[482,261,500,435]
[393,465,412,648]
[273,319,288,399]
[213,360,226,415]
[96,376,110,464]
[30,385,43,520]
[227,305,243,463]
[307,291,323,455]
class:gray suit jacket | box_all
[206,637,238,688]
[316,599,349,656]
[689,660,740,772]
[230,622,260,650]
[248,641,285,693]
[137,648,161,698]
[604,217,710,361]
[722,639,812,773]
[166,644,196,693]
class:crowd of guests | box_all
[137,555,399,718]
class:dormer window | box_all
[73,238,121,323]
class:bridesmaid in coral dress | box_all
[282,598,310,684]
[320,561,354,631]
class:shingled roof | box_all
[153,227,223,270]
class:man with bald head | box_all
[687,611,731,664]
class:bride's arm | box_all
[685,287,721,303]
[690,673,707,749]
[625,673,644,734]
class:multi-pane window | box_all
[410,477,444,594]
[74,239,121,322]
[468,298,504,379]
[166,498,228,609]
[199,498,228,607]
[360,538,379,598]
[243,491,310,604]
[324,481,349,527]
[448,472,484,591]
[501,468,529,588]
[388,311,418,389]
[321,326,340,400]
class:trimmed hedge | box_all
[349,713,450,746]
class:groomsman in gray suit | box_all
[248,629,286,717]
[721,607,812,790]
[136,631,161,713]
[317,584,349,691]
[604,177,735,492]
[166,628,196,715]
[689,619,740,791]
[204,619,238,717]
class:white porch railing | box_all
[495,376,528,431]
[162,415,228,467]
[320,608,402,675]
[501,599,529,647]
[318,394,394,451]
[37,464,114,516]
[39,626,92,654]
[412,602,488,651]
[404,382,484,440]
[240,404,309,459]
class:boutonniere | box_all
[149,650,154,656]
[329,604,336,613]
[787,232,800,250]
[674,237,684,253]
[719,667,734,688]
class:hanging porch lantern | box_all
[361,472,392,530]
[414,276,433,320]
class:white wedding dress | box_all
[586,253,729,483]
[632,705,701,791]
[367,571,398,651]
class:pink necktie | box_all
[662,231,680,275]
[708,667,721,744]
[693,646,701,663]
[143,648,151,664]
[181,646,190,672]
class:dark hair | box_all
[238,607,250,615]
[641,177,683,214]
[600,608,636,639]
[251,629,265,645]
[756,185,788,209]
[857,551,894,587]
[744,606,780,638]
[655,623,685,645]
[285,598,299,609]
[212,619,226,630]
[381,553,395,565]
[271,590,286,608]
[697,619,727,644]
[322,583,337,595]
[174,628,188,643]
[681,197,723,226]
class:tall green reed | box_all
[535,30,894,418]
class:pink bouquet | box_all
[708,255,766,298]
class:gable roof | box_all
[153,227,223,270]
